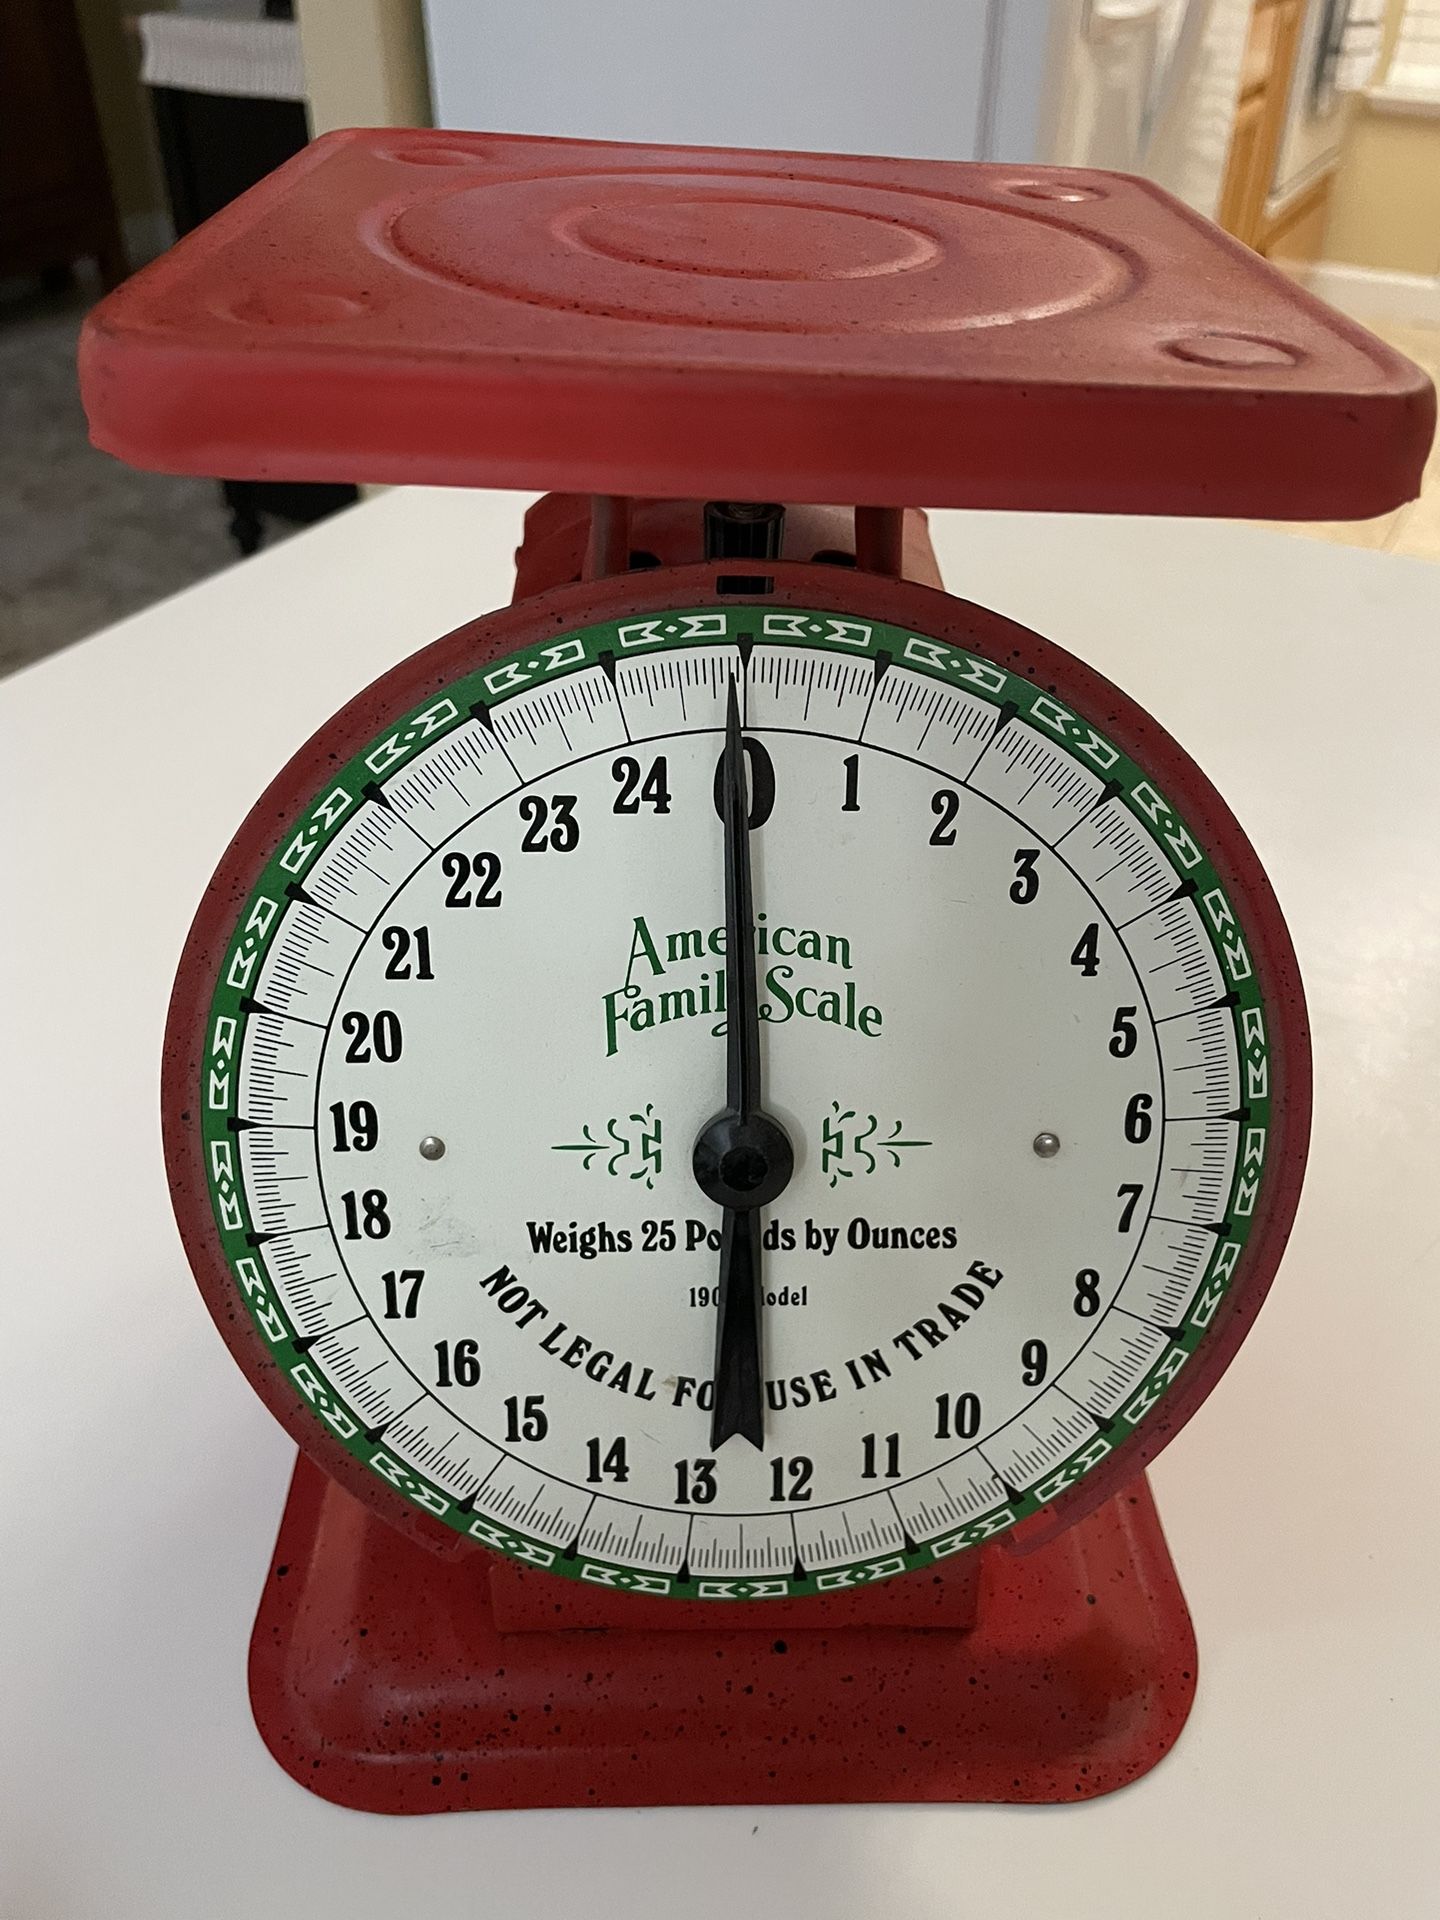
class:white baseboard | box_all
[1292,260,1440,328]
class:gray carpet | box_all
[0,273,243,679]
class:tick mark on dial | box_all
[1054,775,1125,848]
[361,781,392,810]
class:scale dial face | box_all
[166,566,1308,1600]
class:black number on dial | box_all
[929,788,960,846]
[841,753,860,813]
[442,850,503,907]
[381,1267,424,1318]
[711,736,775,828]
[935,1391,981,1440]
[1010,848,1040,903]
[1109,1006,1139,1057]
[860,1432,901,1479]
[435,1338,480,1387]
[1070,923,1101,978]
[329,1099,377,1152]
[1117,1182,1144,1231]
[503,1394,548,1442]
[674,1458,718,1505]
[382,925,434,979]
[342,1009,402,1063]
[769,1456,814,1502]
[1021,1338,1049,1386]
[519,793,580,853]
[340,1188,390,1239]
[585,1436,630,1484]
[1124,1092,1155,1143]
[1073,1268,1101,1317]
[611,755,672,814]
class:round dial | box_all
[166,567,1308,1600]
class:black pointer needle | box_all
[721,678,760,1120]
[692,677,793,1450]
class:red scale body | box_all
[83,128,1433,1814]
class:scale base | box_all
[250,1456,1195,1812]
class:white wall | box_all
[423,0,1058,163]
[1269,0,1355,207]
[422,0,1249,213]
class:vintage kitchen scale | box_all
[80,129,1433,1814]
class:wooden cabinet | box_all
[1261,172,1335,264]
[1218,90,1269,237]
[1217,0,1306,250]
[0,0,125,285]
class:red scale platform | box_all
[82,127,1431,515]
[87,130,1429,1815]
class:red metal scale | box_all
[83,129,1432,1815]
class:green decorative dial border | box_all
[199,605,1273,1597]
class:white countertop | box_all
[3,488,1437,1919]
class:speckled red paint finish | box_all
[251,1453,1196,1811]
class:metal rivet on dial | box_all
[418,1135,447,1161]
[1032,1132,1061,1159]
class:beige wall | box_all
[296,0,431,135]
[73,0,172,228]
[1322,0,1440,276]
[70,0,433,263]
